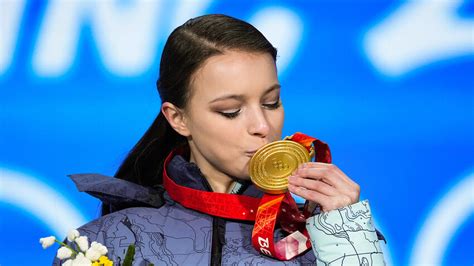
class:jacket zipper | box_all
[210,217,225,266]
[200,175,249,265]
[199,174,225,266]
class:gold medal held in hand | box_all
[249,140,312,194]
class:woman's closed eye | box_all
[217,100,281,119]
[262,100,281,110]
[218,109,241,119]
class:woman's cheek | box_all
[271,109,284,134]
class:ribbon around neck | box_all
[162,132,331,260]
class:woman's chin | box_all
[232,171,251,181]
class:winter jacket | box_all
[53,152,386,265]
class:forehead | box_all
[189,51,278,101]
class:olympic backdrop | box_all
[1,1,473,265]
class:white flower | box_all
[67,229,80,242]
[75,236,89,252]
[39,236,56,249]
[85,247,101,261]
[62,259,73,266]
[90,241,108,256]
[56,246,73,260]
[71,253,92,266]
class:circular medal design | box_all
[249,140,311,194]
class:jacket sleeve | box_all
[305,200,386,265]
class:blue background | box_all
[1,0,473,265]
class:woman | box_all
[54,14,386,265]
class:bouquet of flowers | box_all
[40,229,139,266]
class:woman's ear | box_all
[161,102,191,137]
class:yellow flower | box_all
[92,255,113,266]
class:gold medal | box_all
[249,140,311,194]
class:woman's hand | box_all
[287,162,360,212]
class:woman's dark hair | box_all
[101,14,277,215]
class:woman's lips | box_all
[246,143,269,157]
[245,150,258,157]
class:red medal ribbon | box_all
[162,133,331,260]
[163,150,260,221]
[251,132,331,260]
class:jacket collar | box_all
[166,150,262,198]
[166,154,210,192]
[69,150,263,208]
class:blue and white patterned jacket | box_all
[53,153,386,265]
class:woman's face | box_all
[183,50,284,181]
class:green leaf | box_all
[122,244,136,266]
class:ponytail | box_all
[101,112,186,215]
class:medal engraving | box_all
[249,140,311,194]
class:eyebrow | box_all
[208,84,281,104]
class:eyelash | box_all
[219,100,281,119]
[263,101,282,110]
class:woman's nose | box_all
[247,108,270,137]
